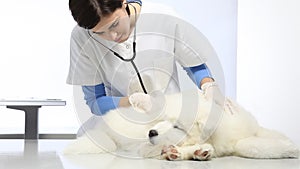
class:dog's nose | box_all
[148,129,158,137]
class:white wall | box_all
[237,0,300,144]
[0,0,237,134]
[0,0,78,133]
[148,0,237,98]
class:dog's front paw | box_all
[193,144,214,161]
[161,145,183,161]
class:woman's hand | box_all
[128,92,152,113]
[119,91,165,114]
[201,81,225,107]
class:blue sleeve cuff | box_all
[184,63,213,89]
[82,84,121,115]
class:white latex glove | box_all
[201,81,225,107]
[128,91,166,115]
[128,92,152,113]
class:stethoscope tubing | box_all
[87,31,147,94]
[86,3,147,94]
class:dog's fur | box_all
[63,89,299,160]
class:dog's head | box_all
[147,120,189,146]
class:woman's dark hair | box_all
[69,0,123,29]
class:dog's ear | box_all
[174,117,197,131]
[173,120,191,133]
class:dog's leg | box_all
[161,144,214,161]
[234,134,299,159]
[256,127,299,158]
[256,127,293,140]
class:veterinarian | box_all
[67,0,224,115]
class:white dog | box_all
[64,89,299,160]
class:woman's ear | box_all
[122,0,128,9]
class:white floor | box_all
[0,139,299,169]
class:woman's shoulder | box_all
[71,25,87,38]
[70,25,94,48]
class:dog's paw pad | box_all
[193,148,212,160]
[161,145,181,161]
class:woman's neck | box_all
[128,3,141,28]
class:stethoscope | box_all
[87,3,147,94]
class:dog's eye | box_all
[174,125,179,129]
